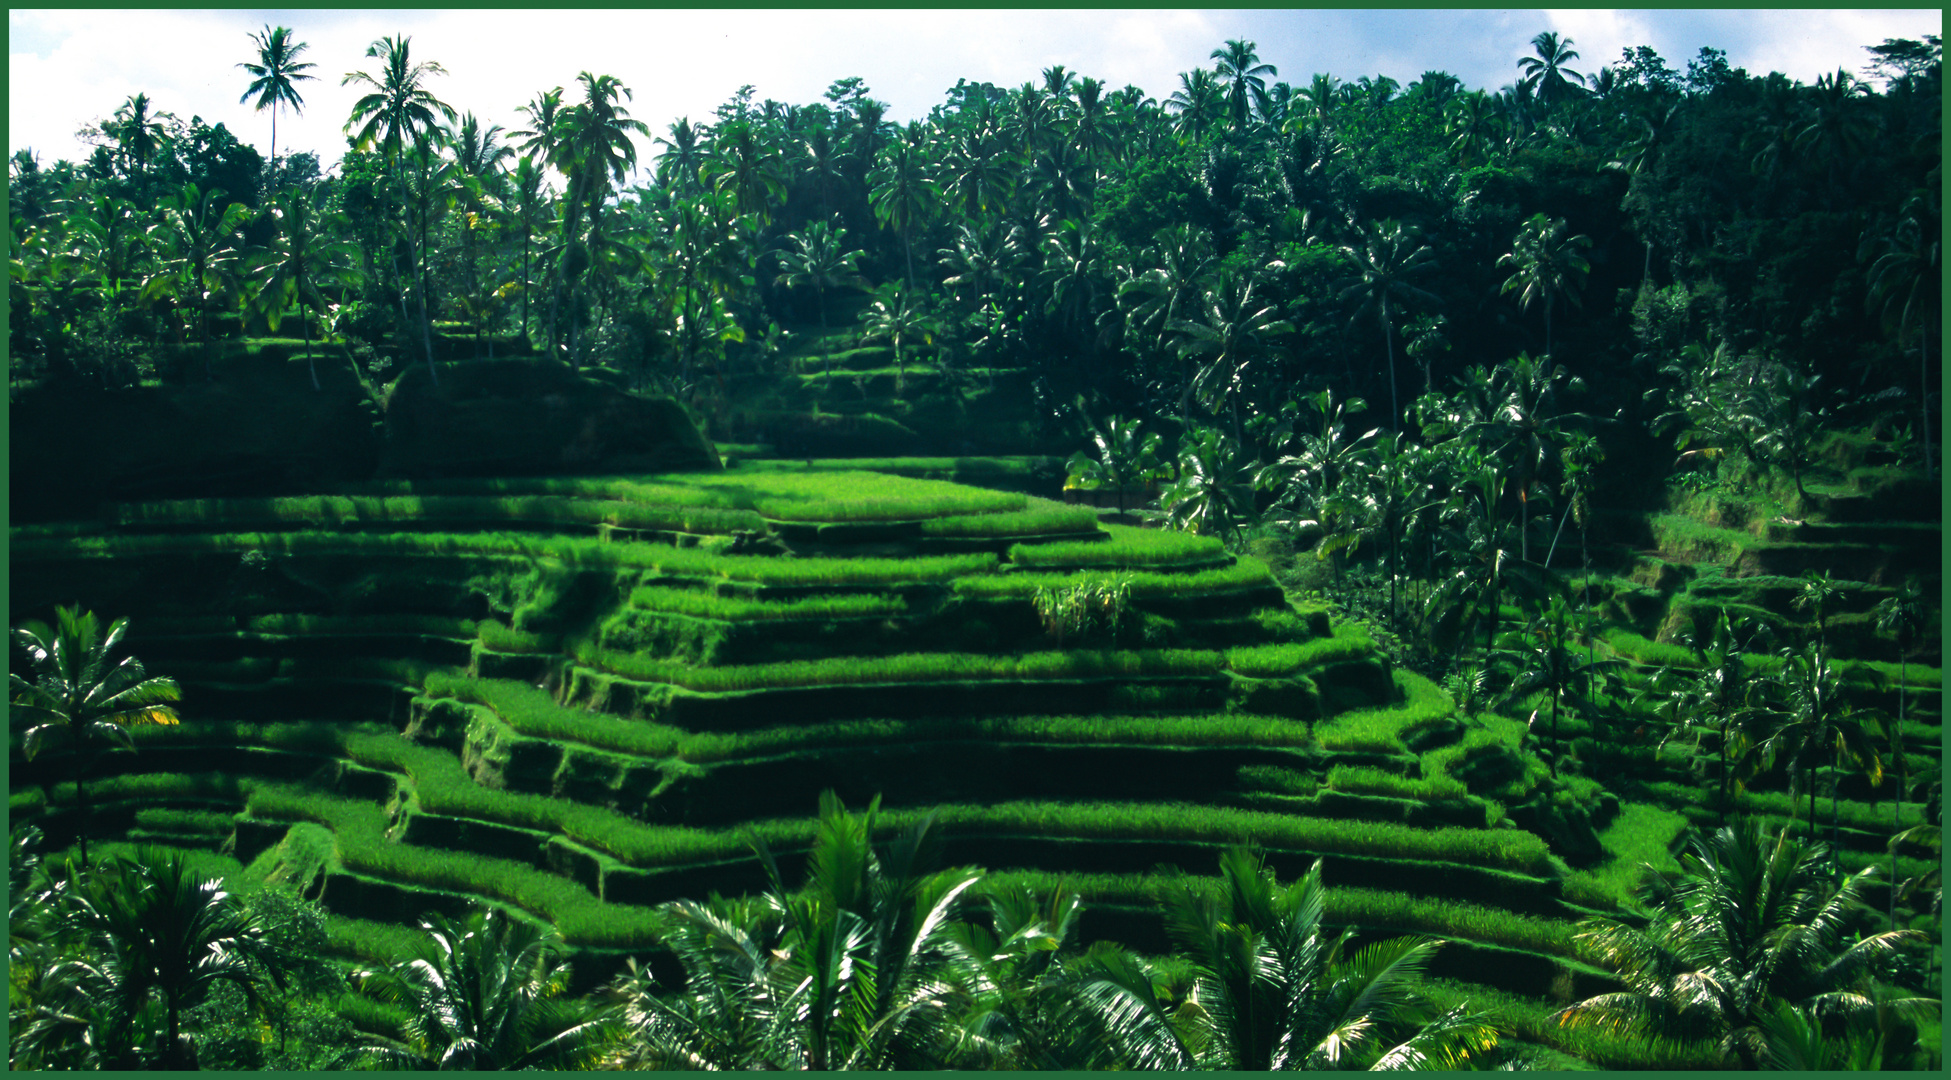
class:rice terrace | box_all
[6,11,1942,1071]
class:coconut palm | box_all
[618,792,979,1069]
[356,907,615,1069]
[342,34,455,379]
[858,281,935,395]
[510,85,565,170]
[1494,596,1622,777]
[1874,583,1927,923]
[1172,271,1293,443]
[236,25,317,188]
[1498,213,1590,357]
[1865,189,1940,481]
[1338,219,1440,428]
[9,607,179,868]
[250,186,361,391]
[773,218,866,380]
[1517,31,1587,110]
[1084,847,1502,1069]
[868,126,941,290]
[107,92,172,178]
[1211,39,1277,129]
[1557,820,1931,1070]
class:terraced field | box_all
[10,461,1938,1068]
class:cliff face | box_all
[10,358,720,521]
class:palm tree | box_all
[108,92,171,178]
[1494,596,1622,777]
[1085,847,1502,1069]
[13,846,286,1060]
[1498,213,1591,356]
[621,792,979,1069]
[1211,39,1277,129]
[9,607,179,868]
[342,34,455,380]
[140,182,252,362]
[511,85,565,169]
[858,281,935,394]
[1172,272,1293,443]
[236,26,317,188]
[869,126,941,290]
[1557,820,1930,1069]
[1066,413,1167,515]
[1865,189,1940,481]
[1874,584,1926,925]
[250,186,361,391]
[1164,68,1227,145]
[356,906,614,1069]
[773,218,865,380]
[1160,424,1257,542]
[1518,31,1587,110]
[1467,353,1591,562]
[1338,219,1440,428]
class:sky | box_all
[10,7,1942,183]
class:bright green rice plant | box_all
[1008,523,1227,568]
[625,586,906,622]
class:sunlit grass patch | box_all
[1009,524,1227,569]
[917,500,1100,537]
[1561,802,1690,910]
[423,674,684,758]
[955,556,1276,600]
[1316,671,1455,753]
[624,585,906,622]
[573,644,1224,691]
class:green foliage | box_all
[1327,764,1468,801]
[1316,670,1456,753]
[423,673,683,758]
[1009,523,1227,568]
[624,585,905,622]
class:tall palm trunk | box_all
[1921,325,1934,481]
[72,742,90,867]
[1381,295,1398,428]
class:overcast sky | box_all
[10,8,1942,183]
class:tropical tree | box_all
[1498,213,1590,356]
[1494,596,1622,777]
[141,182,252,360]
[250,186,361,391]
[341,34,455,378]
[236,25,317,187]
[1338,219,1440,428]
[1518,31,1587,110]
[1865,188,1940,480]
[773,218,865,379]
[868,126,941,290]
[1084,847,1502,1069]
[1172,271,1292,441]
[1874,583,1927,918]
[1159,424,1257,542]
[9,607,180,868]
[107,92,172,179]
[355,906,615,1069]
[11,847,285,1070]
[1557,820,1932,1070]
[614,792,979,1069]
[1066,412,1168,514]
[858,281,935,394]
[1211,39,1277,129]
